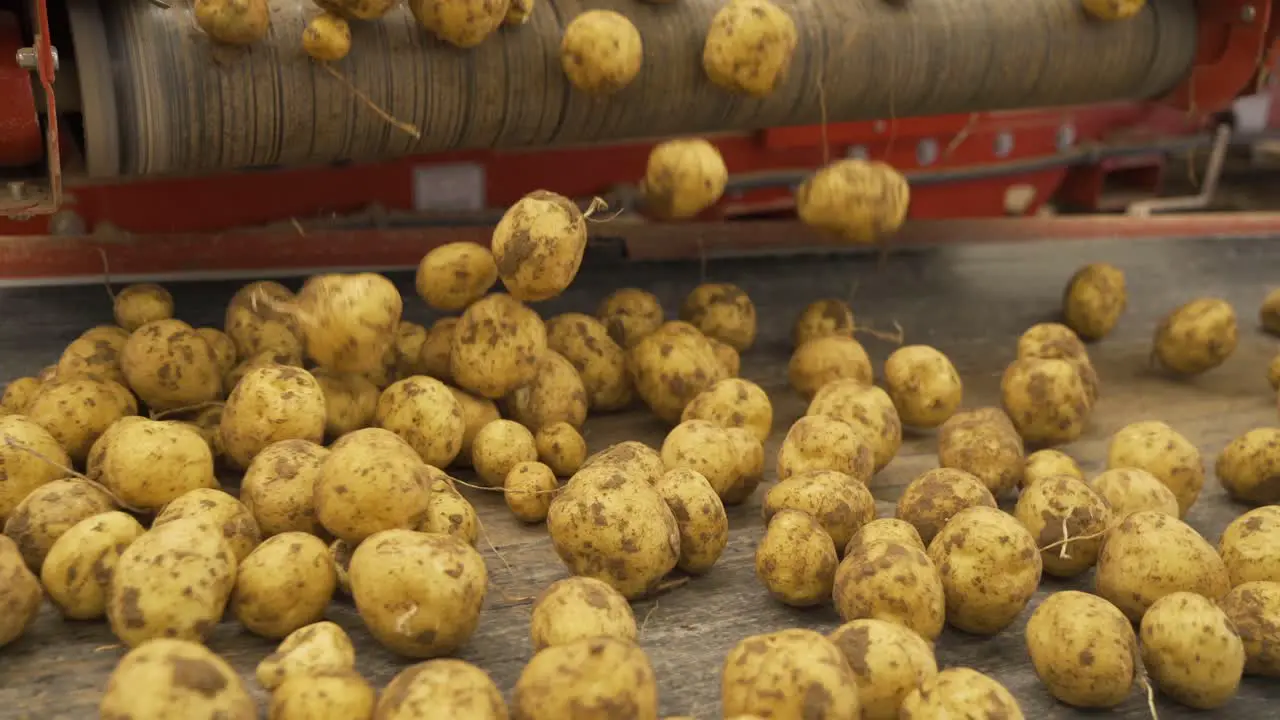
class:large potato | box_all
[720,629,860,719]
[702,0,797,96]
[895,467,996,545]
[597,288,664,348]
[231,532,336,638]
[763,470,876,552]
[788,336,872,400]
[100,418,218,512]
[883,345,963,428]
[99,639,255,719]
[937,407,1024,497]
[1215,428,1280,505]
[502,350,589,431]
[1095,510,1230,621]
[808,380,901,471]
[654,468,728,574]
[220,365,326,469]
[1153,298,1238,375]
[377,659,508,719]
[1219,506,1280,586]
[414,241,497,311]
[315,431,432,543]
[26,377,135,463]
[1140,592,1245,709]
[1219,581,1280,677]
[545,312,634,411]
[224,281,305,360]
[451,293,547,399]
[1106,420,1203,516]
[1025,591,1136,708]
[294,273,402,374]
[1013,473,1111,577]
[833,540,946,641]
[928,506,1042,634]
[120,319,222,411]
[900,668,1024,719]
[3,478,116,570]
[629,321,727,423]
[1063,262,1126,340]
[793,298,855,347]
[529,576,637,651]
[514,638,658,720]
[41,511,145,620]
[776,415,875,483]
[679,282,757,351]
[755,509,838,607]
[1001,356,1090,445]
[239,439,328,537]
[375,375,465,467]
[0,414,71,520]
[491,190,588,301]
[0,535,41,647]
[828,619,938,720]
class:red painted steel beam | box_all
[0,11,42,167]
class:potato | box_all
[796,159,911,245]
[4,478,116,570]
[679,283,757,352]
[303,11,351,61]
[928,506,1041,634]
[1089,466,1180,518]
[447,386,499,469]
[1095,510,1230,621]
[56,334,126,386]
[882,345,963,428]
[40,511,144,620]
[503,351,589,431]
[776,415,875,483]
[412,0,509,45]
[1015,473,1111,578]
[0,376,40,415]
[895,467,996,545]
[378,659,507,719]
[152,488,260,561]
[350,529,488,657]
[82,324,131,344]
[515,637,658,719]
[678,379,772,445]
[900,667,1023,719]
[111,283,174,331]
[1219,506,1280,586]
[419,472,480,545]
[1016,322,1100,405]
[755,509,839,607]
[788,336,872,399]
[937,408,1024,497]
[529,576,638,651]
[0,414,72,520]
[294,273,403,374]
[100,419,218,512]
[1106,420,1203,516]
[224,281,304,359]
[27,377,135,463]
[828,619,938,720]
[418,318,457,383]
[547,465,680,598]
[1215,428,1280,505]
[108,518,237,646]
[373,375,465,467]
[451,293,547,399]
[1153,297,1238,375]
[271,670,375,720]
[651,467,728,574]
[703,0,796,96]
[493,190,590,301]
[225,348,303,391]
[189,329,236,381]
[560,11,643,95]
[764,470,876,552]
[721,629,860,719]
[119,319,222,411]
[580,440,665,485]
[504,461,558,523]
[310,370,376,439]
[413,242,497,312]
[723,427,766,505]
[315,431,432,544]
[545,313,634,411]
[1062,262,1126,340]
[239,439,328,537]
[661,419,747,498]
[220,365,326,469]
[231,532,336,638]
[505,0,533,24]
[709,337,740,376]
[807,380,900,471]
[1022,448,1081,488]
[389,322,430,378]
[629,321,727,422]
[36,364,57,383]
[534,421,586,476]
[315,0,397,19]
[642,138,728,220]
[471,419,537,487]
[844,518,924,556]
[834,539,945,640]
[100,638,255,719]
[1262,288,1280,335]
[792,299,855,347]
[1000,357,1090,446]
[1141,591,1244,709]
[1025,591,1136,708]
[597,288,664,348]
[0,535,41,647]
[257,620,356,690]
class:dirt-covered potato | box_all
[120,319,222,411]
[0,414,71,520]
[57,333,126,386]
[108,518,237,646]
[419,472,480,546]
[220,365,325,469]
[641,138,728,220]
[113,283,174,332]
[1089,466,1180,518]
[776,414,875,483]
[153,486,259,561]
[895,467,996,545]
[844,518,925,556]
[1262,288,1280,335]
[793,298,855,347]
[225,348,304,391]
[0,535,41,647]
[99,418,217,512]
[709,337,741,377]
[271,670,375,720]
[1095,510,1230,621]
[547,465,680,599]
[301,10,351,60]
[293,273,403,374]
[0,376,41,415]
[679,283,757,352]
[26,377,135,463]
[579,440,665,485]
[451,293,547,399]
[755,509,838,607]
[1152,297,1238,375]
[807,380,900,471]
[534,421,587,476]
[721,427,766,505]
[330,539,354,595]
[1000,356,1090,445]
[763,470,875,552]
[445,386,498,470]
[390,321,431,379]
[560,11,643,95]
[374,375,465,467]
[630,321,728,422]
[1215,428,1280,505]
[350,529,488,658]
[833,540,946,641]
[530,576,638,651]
[1016,323,1099,405]
[545,312,634,411]
[883,345,963,428]
[101,638,255,718]
[703,0,796,96]
[414,241,497,311]
[828,619,938,720]
[1014,473,1111,577]
[1219,581,1280,677]
[492,190,589,301]
[797,159,911,245]
[661,419,748,498]
[721,629,860,719]
[224,281,304,360]
[232,532,336,638]
[194,0,270,44]
[597,288,664,348]
[3,478,116,570]
[257,620,356,690]
[900,667,1023,718]
[1025,591,1136,708]
[312,370,377,439]
[652,467,728,574]
[377,659,508,719]
[418,317,457,383]
[471,419,537,487]
[1219,506,1280,586]
[937,407,1024,497]
[1106,420,1202,516]
[1141,592,1245,709]
[239,439,328,537]
[515,637,657,719]
[929,506,1041,634]
[192,327,237,379]
[315,430,432,543]
[504,461,559,523]
[1023,448,1082,489]
[40,511,143,620]
[503,351,589,431]
[1062,262,1126,340]
[677,378,773,444]
[788,336,873,399]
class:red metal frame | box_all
[0,11,41,167]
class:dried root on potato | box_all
[642,139,728,220]
[1152,297,1238,375]
[560,11,643,95]
[703,0,797,96]
[1013,473,1110,578]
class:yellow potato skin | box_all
[560,11,644,95]
[796,159,910,244]
[702,0,797,97]
[514,637,657,720]
[721,629,860,719]
[1140,592,1245,709]
[41,511,146,620]
[900,667,1024,719]
[1025,591,1136,708]
[409,0,506,48]
[99,638,256,720]
[643,139,728,220]
[529,576,637,651]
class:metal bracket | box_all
[1126,124,1231,217]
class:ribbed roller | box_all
[68,0,1199,178]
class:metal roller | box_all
[68,0,1199,179]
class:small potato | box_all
[703,0,797,96]
[350,529,488,658]
[937,408,1024,497]
[377,659,508,719]
[681,378,772,443]
[315,431,432,544]
[3,478,116,570]
[529,576,637,651]
[514,637,658,720]
[1095,510,1230,621]
[504,461,559,523]
[844,518,925,556]
[580,440,665,485]
[271,671,375,720]
[113,283,174,331]
[833,540,946,641]
[26,377,135,463]
[560,11,643,95]
[776,415,875,484]
[295,273,403,374]
[472,419,538,487]
[642,138,728,220]
[419,473,480,546]
[41,511,145,620]
[797,159,910,245]
[661,419,745,498]
[231,532,336,638]
[107,518,237,647]
[0,414,72,520]
[1023,448,1082,489]
[808,380,901,472]
[1261,288,1280,335]
[376,375,465,467]
[756,509,838,607]
[257,620,356,690]
[654,468,728,574]
[900,667,1024,719]
[1141,592,1245,709]
[101,418,218,512]
[1063,262,1126,340]
[224,281,305,360]
[302,11,351,61]
[240,439,328,537]
[57,334,126,386]
[121,319,222,411]
[451,293,547,399]
[153,487,260,562]
[721,629,860,719]
[793,298,855,347]
[196,327,238,378]
[1153,298,1238,375]
[1001,356,1090,445]
[220,365,326,469]
[1219,581,1280,677]
[679,283,757,352]
[1025,591,1136,708]
[313,370,378,439]
[884,345,963,428]
[503,350,589,431]
[0,535,41,647]
[492,190,589,301]
[545,312,634,411]
[100,638,255,719]
[895,467,996,545]
[414,242,497,311]
[534,422,586,476]
[1215,427,1280,505]
[929,506,1042,634]
[597,288,664,348]
[788,336,873,400]
[1219,505,1280,586]
[194,0,270,44]
[418,318,457,383]
[828,619,938,720]
[1089,467,1180,518]
[630,321,728,422]
[1013,474,1111,577]
[0,376,41,415]
[1106,420,1203,516]
[763,470,876,552]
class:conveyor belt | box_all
[69,0,1199,178]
